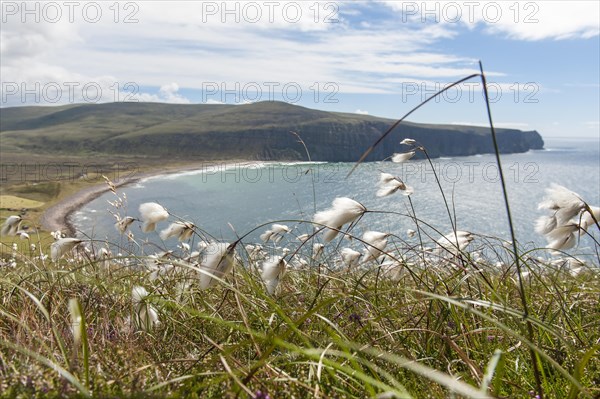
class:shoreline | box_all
[39,160,280,236]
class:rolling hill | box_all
[0,101,544,161]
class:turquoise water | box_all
[74,138,599,255]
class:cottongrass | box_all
[361,231,389,262]
[536,184,599,251]
[312,243,324,260]
[139,202,169,233]
[391,151,415,163]
[131,286,160,332]
[159,221,195,241]
[340,247,361,268]
[436,230,474,256]
[260,223,291,243]
[50,237,83,261]
[261,255,287,294]
[3,168,599,398]
[376,172,414,197]
[3,202,600,398]
[198,242,237,289]
[1,215,22,236]
[115,216,135,234]
[313,197,367,242]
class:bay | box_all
[74,138,600,258]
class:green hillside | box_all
[0,101,544,161]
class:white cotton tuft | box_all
[579,206,600,234]
[391,151,415,163]
[376,174,413,197]
[18,231,30,240]
[159,221,195,241]
[538,184,585,225]
[131,286,160,332]
[197,241,209,251]
[97,247,111,268]
[198,242,236,289]
[361,231,389,262]
[313,197,366,242]
[260,230,273,242]
[131,286,148,304]
[379,172,395,185]
[245,244,263,261]
[436,230,473,256]
[407,229,416,238]
[261,256,287,294]
[51,238,82,261]
[380,256,404,281]
[272,224,290,234]
[1,215,22,236]
[546,224,579,251]
[297,233,310,242]
[115,216,135,234]
[535,184,598,254]
[535,215,557,235]
[312,243,324,260]
[400,138,417,146]
[260,224,290,243]
[340,247,361,268]
[139,202,169,232]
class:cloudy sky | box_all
[1,1,599,138]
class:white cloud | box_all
[382,1,599,41]
[0,1,594,108]
[205,99,225,105]
[157,83,190,104]
[0,1,495,105]
[355,109,369,115]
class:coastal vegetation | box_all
[1,101,543,162]
[1,72,597,399]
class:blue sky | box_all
[1,1,599,138]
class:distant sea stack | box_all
[1,101,544,162]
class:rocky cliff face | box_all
[1,101,544,161]
[105,121,544,162]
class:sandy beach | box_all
[39,177,138,236]
[38,160,266,236]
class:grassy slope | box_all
[1,102,541,157]
[1,222,598,398]
[0,103,595,399]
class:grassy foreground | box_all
[1,215,599,398]
[1,69,598,398]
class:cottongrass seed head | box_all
[51,237,83,262]
[115,216,136,234]
[436,230,473,256]
[198,242,237,289]
[159,221,195,241]
[313,197,367,242]
[260,224,290,243]
[376,173,414,197]
[361,231,390,262]
[261,255,287,295]
[1,215,22,236]
[139,202,169,233]
[340,247,361,268]
[391,151,415,163]
[131,286,160,332]
[400,138,417,146]
[536,184,599,252]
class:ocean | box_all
[73,138,600,258]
